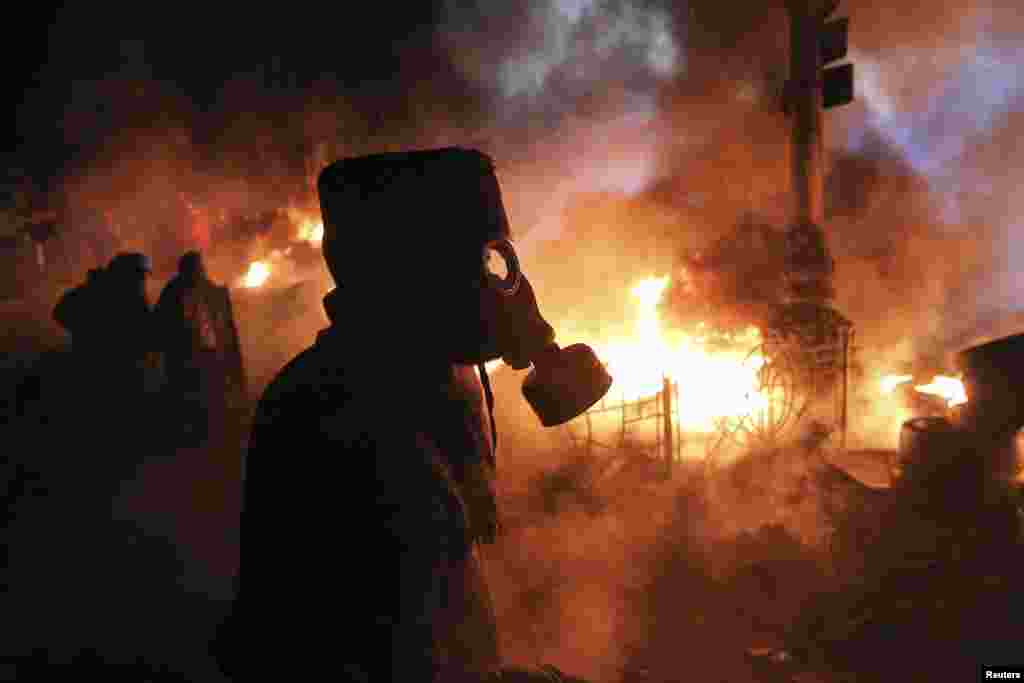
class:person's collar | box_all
[322,288,343,326]
[318,288,466,386]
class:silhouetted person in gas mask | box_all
[213,149,609,682]
[155,250,246,446]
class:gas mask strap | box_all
[477,363,498,468]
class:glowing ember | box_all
[572,275,768,434]
[915,375,968,408]
[241,261,271,288]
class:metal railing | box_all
[566,376,682,476]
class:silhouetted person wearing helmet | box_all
[54,253,155,392]
[213,149,608,683]
[53,266,107,354]
[155,251,245,446]
[104,252,157,377]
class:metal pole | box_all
[621,389,626,447]
[655,394,662,468]
[784,0,837,305]
[586,411,593,458]
[675,381,682,462]
[662,376,674,478]
[841,326,851,451]
[786,0,835,229]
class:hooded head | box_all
[107,252,151,297]
[317,147,553,365]
[178,250,207,283]
[316,147,612,426]
[109,252,152,276]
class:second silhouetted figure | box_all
[155,251,245,446]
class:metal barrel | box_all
[895,416,958,483]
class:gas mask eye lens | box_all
[484,247,508,280]
[484,239,521,295]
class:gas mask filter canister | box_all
[481,238,613,427]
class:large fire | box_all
[237,209,324,289]
[880,373,967,408]
[572,275,769,434]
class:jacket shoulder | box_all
[253,346,322,416]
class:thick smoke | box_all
[831,2,1024,351]
[18,1,1024,679]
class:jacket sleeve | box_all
[392,484,453,682]
[381,432,474,682]
[152,282,180,351]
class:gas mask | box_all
[317,147,612,428]
[469,236,613,427]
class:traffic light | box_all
[821,15,853,109]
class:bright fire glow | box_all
[880,373,967,408]
[579,275,768,434]
[880,374,913,394]
[241,261,271,288]
[915,375,968,407]
[286,207,325,246]
[296,218,324,245]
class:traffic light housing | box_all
[821,14,853,109]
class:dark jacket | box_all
[54,269,154,362]
[53,273,102,350]
[154,274,246,392]
[156,274,224,355]
[214,290,501,682]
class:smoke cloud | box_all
[14,1,1024,678]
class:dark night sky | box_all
[6,1,800,188]
[9,2,459,185]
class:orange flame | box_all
[296,218,324,245]
[880,373,967,408]
[286,207,324,246]
[241,261,271,288]
[914,375,968,407]
[560,275,767,434]
[880,374,913,394]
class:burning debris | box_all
[880,372,967,408]
[581,274,767,431]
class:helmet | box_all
[109,252,152,275]
[178,250,206,279]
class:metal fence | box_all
[565,329,857,476]
[566,376,682,476]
